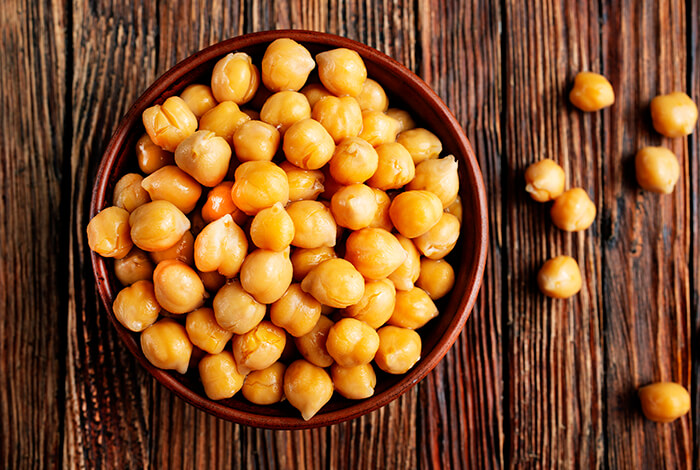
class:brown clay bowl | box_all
[90,30,488,429]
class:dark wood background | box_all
[1,0,698,468]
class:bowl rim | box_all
[89,29,489,429]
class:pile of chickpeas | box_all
[87,38,462,421]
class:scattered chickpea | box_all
[650,92,698,137]
[550,188,596,232]
[261,38,315,92]
[113,173,150,213]
[185,307,233,355]
[232,120,280,163]
[140,165,202,214]
[375,326,422,374]
[537,255,582,299]
[113,280,160,332]
[407,155,459,208]
[210,52,259,104]
[569,71,615,112]
[87,206,133,259]
[152,259,205,314]
[213,280,266,334]
[128,200,191,252]
[199,351,246,400]
[638,382,691,423]
[301,258,365,308]
[180,84,217,118]
[635,146,680,194]
[142,96,198,152]
[389,287,438,329]
[284,359,334,421]
[114,247,154,285]
[174,130,231,187]
[524,159,566,202]
[316,48,367,97]
[416,258,455,300]
[140,318,193,374]
[232,321,287,375]
[242,362,287,405]
[136,133,174,174]
[344,278,396,329]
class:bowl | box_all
[90,30,488,429]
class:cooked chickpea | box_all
[270,284,322,337]
[261,38,315,92]
[366,142,415,190]
[232,120,280,162]
[294,315,335,367]
[87,206,133,259]
[344,278,396,329]
[201,181,247,224]
[389,190,443,238]
[174,130,231,187]
[413,212,460,259]
[375,326,421,374]
[232,321,287,374]
[301,258,365,308]
[537,255,582,299]
[416,258,455,300]
[650,92,698,137]
[180,84,217,118]
[250,203,295,251]
[291,246,337,281]
[287,200,338,248]
[368,188,393,231]
[211,52,259,104]
[386,108,416,132]
[142,96,198,152]
[199,101,251,144]
[280,161,325,201]
[635,146,680,194]
[198,269,226,293]
[316,48,367,97]
[260,91,311,134]
[550,188,596,232]
[345,228,407,280]
[113,173,150,212]
[199,351,246,400]
[445,196,463,223]
[140,165,202,214]
[152,259,205,314]
[407,155,459,208]
[301,83,334,108]
[242,362,286,405]
[396,128,442,164]
[239,249,293,304]
[213,280,266,334]
[114,247,154,285]
[194,214,248,277]
[569,71,615,112]
[231,161,289,215]
[389,287,438,329]
[330,184,378,230]
[355,78,388,112]
[284,359,334,420]
[136,133,174,174]
[128,200,190,252]
[325,318,379,367]
[329,137,379,185]
[638,382,691,423]
[388,235,421,290]
[185,307,233,354]
[150,230,194,265]
[112,280,160,332]
[283,118,336,170]
[524,158,566,202]
[312,96,363,143]
[141,318,193,374]
[358,111,400,146]
[332,363,376,400]
[320,166,344,200]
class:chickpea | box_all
[291,246,337,281]
[368,188,393,231]
[355,78,388,112]
[413,212,460,259]
[388,235,421,291]
[213,280,266,334]
[329,137,379,185]
[185,307,233,354]
[140,165,202,214]
[260,91,311,134]
[416,258,455,300]
[136,133,174,174]
[114,247,154,285]
[330,184,378,230]
[445,196,463,223]
[174,130,231,187]
[345,228,407,280]
[638,382,691,423]
[261,38,315,92]
[201,181,247,224]
[389,287,438,329]
[407,156,460,208]
[294,315,335,367]
[287,200,338,248]
[194,214,248,277]
[198,269,226,293]
[312,96,363,144]
[128,200,190,252]
[650,92,698,137]
[231,161,289,215]
[270,284,322,337]
[358,111,400,147]
[537,255,582,299]
[280,161,325,201]
[113,173,150,213]
[232,120,280,163]
[325,318,379,367]
[550,188,596,232]
[180,84,217,118]
[141,318,193,374]
[316,48,367,97]
[87,206,133,259]
[331,363,376,400]
[152,259,205,314]
[199,101,251,144]
[240,249,293,304]
[242,362,286,405]
[150,230,195,265]
[524,158,566,202]
[366,142,415,190]
[142,96,198,152]
[283,118,336,170]
[320,166,345,201]
[568,71,615,111]
[396,128,442,164]
[389,190,443,238]
[301,258,365,308]
[301,83,334,108]
[375,326,422,374]
[635,146,680,194]
[199,351,246,400]
[284,359,334,420]
[386,108,416,132]
[344,278,396,329]
[250,203,295,251]
[232,321,287,375]
[112,280,160,332]
[211,52,259,104]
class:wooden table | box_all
[2,0,697,468]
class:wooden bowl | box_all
[90,30,488,429]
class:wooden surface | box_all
[1,0,697,468]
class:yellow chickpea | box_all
[114,247,154,285]
[569,71,615,112]
[142,96,198,152]
[283,118,336,170]
[180,84,217,118]
[250,203,295,251]
[291,246,337,281]
[284,359,334,421]
[416,258,455,300]
[524,158,566,202]
[537,255,582,299]
[231,161,289,215]
[140,165,202,214]
[112,280,160,332]
[301,83,334,108]
[329,137,379,185]
[388,235,421,291]
[331,363,376,400]
[261,38,315,92]
[389,190,443,238]
[199,351,246,400]
[312,96,363,144]
[294,315,335,367]
[113,173,150,213]
[386,108,416,132]
[301,258,365,308]
[232,321,287,375]
[396,128,442,164]
[375,326,422,374]
[141,318,193,374]
[199,101,251,144]
[280,161,325,201]
[185,307,233,354]
[413,212,460,259]
[344,278,396,329]
[128,200,190,252]
[242,362,287,405]
[240,249,293,304]
[232,120,280,163]
[152,259,205,314]
[445,196,463,223]
[87,206,133,259]
[201,181,247,224]
[389,287,438,329]
[638,382,691,423]
[150,230,195,266]
[550,188,596,232]
[355,78,388,112]
[325,318,379,367]
[213,280,266,334]
[407,156,460,208]
[194,214,248,277]
[286,200,337,248]
[368,188,393,231]
[358,111,400,146]
[198,269,226,293]
[330,184,378,230]
[174,130,231,187]
[136,133,174,174]
[316,48,367,97]
[270,283,322,337]
[635,146,680,194]
[345,228,407,280]
[650,92,698,137]
[260,91,311,134]
[211,52,259,104]
[366,142,415,190]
